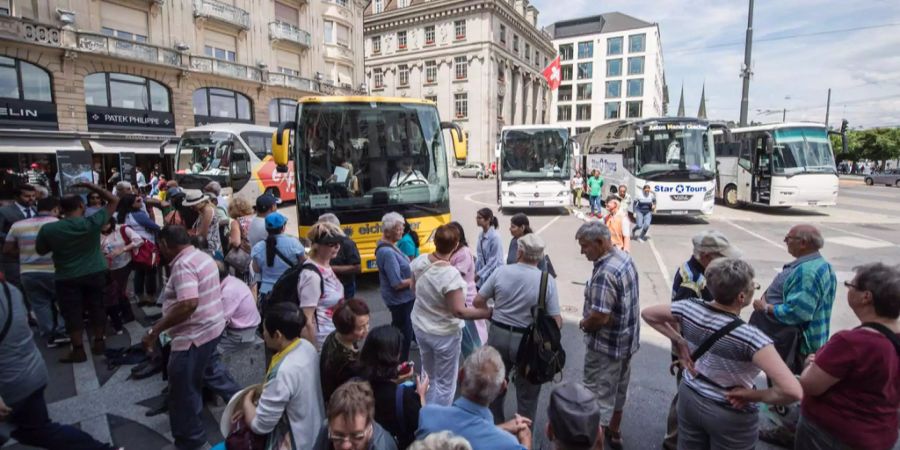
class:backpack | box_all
[515,271,566,384]
[266,247,323,308]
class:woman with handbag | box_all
[117,194,159,307]
[225,197,254,280]
[99,217,142,332]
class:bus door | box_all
[753,135,774,204]
[228,144,252,193]
[735,141,753,203]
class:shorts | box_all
[583,348,632,426]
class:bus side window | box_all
[738,141,752,171]
[232,149,250,176]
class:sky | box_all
[529,0,900,129]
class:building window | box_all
[84,73,169,112]
[425,25,435,45]
[425,95,437,103]
[513,35,519,52]
[557,105,572,121]
[604,102,620,119]
[0,56,53,102]
[561,65,572,81]
[0,0,9,15]
[627,79,644,97]
[398,30,407,49]
[204,46,236,62]
[576,104,591,121]
[606,59,622,77]
[629,33,646,53]
[577,41,593,59]
[525,43,530,60]
[500,24,506,43]
[425,60,437,83]
[397,0,410,7]
[372,36,381,54]
[324,20,351,48]
[577,62,592,80]
[535,50,541,67]
[268,98,297,125]
[454,20,466,40]
[559,44,573,61]
[497,95,504,117]
[453,56,468,80]
[575,127,591,135]
[373,68,384,88]
[274,2,300,26]
[278,67,300,76]
[101,27,148,43]
[373,0,383,13]
[628,57,644,75]
[454,92,468,118]
[558,85,572,101]
[606,80,621,98]
[626,101,642,118]
[398,64,409,86]
[607,37,623,55]
[192,88,251,120]
[577,83,592,100]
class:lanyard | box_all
[266,338,302,378]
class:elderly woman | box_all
[225,196,254,278]
[375,212,416,361]
[641,258,802,450]
[411,224,492,406]
[319,298,370,404]
[299,221,346,347]
[183,192,222,258]
[795,263,900,450]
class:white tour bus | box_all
[576,118,729,216]
[714,122,839,208]
[496,125,574,211]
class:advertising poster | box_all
[56,150,94,195]
[120,152,136,185]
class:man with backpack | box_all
[575,221,639,450]
[473,233,562,425]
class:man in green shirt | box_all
[36,182,119,363]
[587,170,604,217]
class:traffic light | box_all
[840,119,849,134]
[840,119,849,154]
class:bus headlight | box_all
[704,188,715,201]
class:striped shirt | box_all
[582,247,640,359]
[162,246,226,351]
[672,299,773,411]
[5,215,57,273]
[772,253,837,355]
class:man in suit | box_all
[0,184,37,287]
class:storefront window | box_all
[84,73,170,112]
[0,56,53,102]
[193,87,253,122]
[269,98,297,125]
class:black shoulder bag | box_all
[860,322,900,355]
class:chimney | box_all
[514,0,526,16]
[526,5,538,27]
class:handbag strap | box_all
[119,225,133,246]
[0,282,14,345]
[533,270,549,320]
[691,316,744,362]
[273,245,297,268]
[860,322,900,355]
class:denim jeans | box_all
[8,386,115,450]
[388,300,415,361]
[589,195,600,215]
[20,272,65,337]
[633,211,652,239]
[168,337,241,450]
[414,326,461,407]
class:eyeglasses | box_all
[844,280,860,290]
[328,424,371,444]
[784,235,802,242]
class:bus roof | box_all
[298,96,436,105]
[185,123,276,134]
[500,124,568,132]
[730,122,828,133]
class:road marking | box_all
[648,238,672,288]
[463,189,496,207]
[820,223,897,246]
[535,216,562,235]
[827,236,895,249]
[721,218,784,249]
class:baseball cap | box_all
[265,212,288,230]
[548,382,601,450]
[255,194,278,212]
[692,230,741,259]
[517,233,545,261]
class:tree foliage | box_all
[832,128,900,168]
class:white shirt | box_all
[389,169,428,187]
[410,255,468,336]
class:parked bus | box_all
[576,118,729,216]
[271,96,467,272]
[714,122,839,208]
[496,125,574,211]
[173,123,295,203]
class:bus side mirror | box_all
[442,121,467,166]
[764,133,774,154]
[272,121,295,173]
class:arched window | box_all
[84,73,170,112]
[192,88,253,125]
[0,56,53,102]
[268,98,297,125]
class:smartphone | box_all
[398,361,415,377]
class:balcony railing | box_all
[267,72,316,92]
[76,32,180,67]
[193,0,250,30]
[0,16,62,47]
[190,56,262,82]
[269,22,311,48]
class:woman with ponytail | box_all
[250,212,304,305]
[474,207,503,289]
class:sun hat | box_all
[182,192,211,207]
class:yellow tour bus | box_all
[271,96,467,272]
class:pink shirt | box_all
[221,275,261,330]
[450,246,476,306]
[162,246,226,351]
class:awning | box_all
[0,137,84,154]
[88,140,176,155]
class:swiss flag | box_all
[542,55,562,91]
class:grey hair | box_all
[575,221,611,242]
[705,258,755,306]
[317,213,340,226]
[516,246,543,264]
[204,181,222,195]
[853,263,900,319]
[459,346,506,405]
[115,181,132,192]
[795,226,825,250]
[408,432,473,450]
[382,212,405,231]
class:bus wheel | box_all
[723,185,739,208]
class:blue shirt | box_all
[475,227,503,288]
[417,397,525,450]
[251,234,305,294]
[376,240,415,306]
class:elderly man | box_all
[576,221,639,450]
[417,346,533,450]
[203,181,228,212]
[312,381,398,450]
[474,233,562,424]
[318,213,361,298]
[546,382,603,450]
[375,212,415,360]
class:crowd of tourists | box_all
[1,180,899,450]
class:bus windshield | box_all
[501,128,571,180]
[296,102,449,210]
[178,131,236,177]
[637,124,715,181]
[773,127,836,175]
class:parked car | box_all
[865,169,900,187]
[452,163,487,179]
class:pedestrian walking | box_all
[631,185,656,241]
[795,262,900,450]
[475,233,561,424]
[447,221,486,358]
[320,298,370,404]
[615,185,632,214]
[411,224,491,406]
[0,184,37,287]
[299,221,346,347]
[475,208,503,289]
[546,382,603,450]
[586,170,603,217]
[215,260,261,355]
[506,213,554,275]
[36,182,118,363]
[571,171,584,208]
[642,258,803,450]
[144,225,240,450]
[99,217,141,332]
[318,213,361,298]
[311,381,399,450]
[603,196,631,253]
[375,212,416,361]
[575,221,639,449]
[118,193,160,307]
[251,212,304,305]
